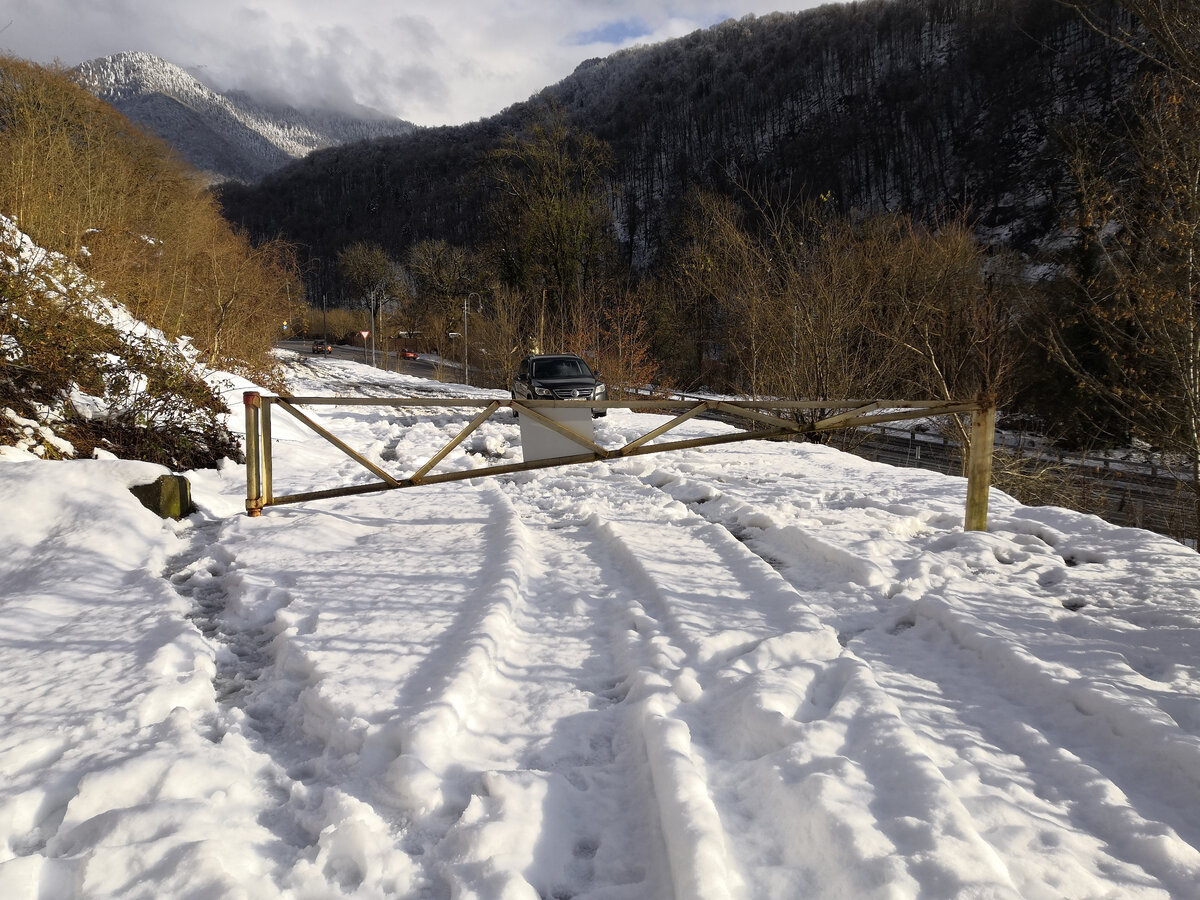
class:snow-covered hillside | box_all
[0,213,239,465]
[3,344,1200,898]
[73,52,415,184]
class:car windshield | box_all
[532,358,590,379]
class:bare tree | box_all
[1053,0,1200,543]
[1049,76,1200,541]
[405,239,481,366]
[1059,0,1200,86]
[671,190,777,398]
[473,285,528,389]
[486,105,615,352]
[563,283,660,399]
[0,56,296,381]
[338,241,404,365]
[866,214,1021,466]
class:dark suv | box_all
[311,339,333,355]
[512,354,608,417]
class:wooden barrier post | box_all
[964,404,995,531]
[244,391,263,517]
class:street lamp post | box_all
[464,292,479,386]
[370,293,378,368]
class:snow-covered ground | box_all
[4,352,1200,899]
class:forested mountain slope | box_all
[75,52,416,184]
[217,0,1135,294]
[569,0,1133,258]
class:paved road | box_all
[279,339,447,382]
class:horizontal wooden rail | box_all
[243,393,994,531]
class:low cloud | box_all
[2,0,825,126]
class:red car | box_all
[401,348,419,360]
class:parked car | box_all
[401,348,419,360]
[311,339,333,354]
[512,354,608,417]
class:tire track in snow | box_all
[391,479,671,899]
[586,462,1049,896]
[586,511,760,900]
[861,595,1200,898]
[493,462,850,897]
[590,497,1023,898]
[646,464,1200,898]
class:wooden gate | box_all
[243,393,995,530]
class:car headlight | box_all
[533,386,553,397]
[595,384,607,400]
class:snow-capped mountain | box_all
[73,51,416,185]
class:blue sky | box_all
[571,18,656,46]
[1,1,831,126]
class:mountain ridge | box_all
[73,51,416,184]
[216,0,1139,299]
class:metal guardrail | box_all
[863,423,1186,481]
[243,393,996,531]
[857,423,1197,541]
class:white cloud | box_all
[1,1,830,125]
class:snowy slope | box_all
[73,52,415,184]
[3,350,1200,899]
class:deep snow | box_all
[4,348,1200,899]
